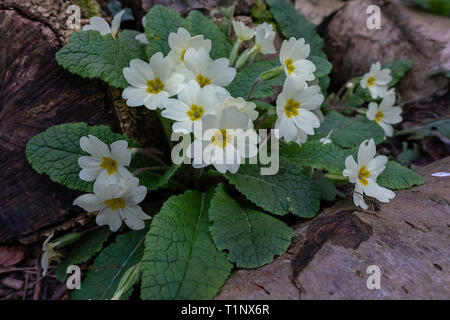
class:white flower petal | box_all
[96,209,122,232]
[357,138,376,166]
[73,194,106,212]
[80,135,110,159]
[83,17,111,35]
[110,140,131,166]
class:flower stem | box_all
[229,41,241,66]
[247,76,260,100]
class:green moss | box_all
[250,0,274,23]
[77,0,101,18]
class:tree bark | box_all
[317,0,450,102]
[0,2,119,242]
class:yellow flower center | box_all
[146,78,164,94]
[284,98,300,118]
[367,76,375,87]
[104,198,126,211]
[187,104,204,121]
[285,59,295,75]
[211,129,232,149]
[100,157,118,175]
[181,49,187,62]
[358,165,371,186]
[196,74,211,88]
[374,110,384,123]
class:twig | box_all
[33,258,41,300]
[22,273,29,300]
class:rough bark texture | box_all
[316,0,450,101]
[215,157,450,300]
[0,2,119,243]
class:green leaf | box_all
[144,6,231,60]
[137,163,180,191]
[227,60,285,99]
[225,161,320,218]
[280,140,345,173]
[209,184,293,268]
[377,161,425,190]
[55,30,136,88]
[266,0,324,56]
[144,5,189,57]
[186,10,232,59]
[395,118,450,140]
[117,30,147,60]
[141,190,232,300]
[345,85,373,108]
[383,60,413,87]
[25,123,138,192]
[55,227,112,282]
[315,111,385,148]
[71,227,147,300]
[314,177,345,201]
[310,56,332,78]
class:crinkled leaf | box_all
[209,184,293,268]
[25,123,138,192]
[141,191,232,300]
[225,161,320,218]
[55,30,136,88]
[345,85,372,108]
[71,227,147,300]
[377,161,425,190]
[137,164,180,191]
[186,10,232,59]
[383,60,413,87]
[117,30,147,60]
[310,55,332,78]
[314,177,345,201]
[266,0,324,56]
[144,5,189,57]
[228,60,285,99]
[280,140,345,173]
[144,6,231,60]
[315,111,385,148]
[55,227,112,282]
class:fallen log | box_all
[0,3,119,242]
[215,156,450,299]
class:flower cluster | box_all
[360,62,403,137]
[275,37,324,145]
[73,135,151,231]
[342,62,405,209]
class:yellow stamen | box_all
[285,59,295,75]
[374,110,384,123]
[181,49,187,62]
[211,129,232,149]
[100,157,118,175]
[196,74,211,88]
[187,104,204,121]
[104,198,126,210]
[367,76,375,87]
[284,98,300,118]
[358,166,370,186]
[146,78,164,94]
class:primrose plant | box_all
[25,1,424,300]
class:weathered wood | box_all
[319,0,450,102]
[0,4,119,242]
[215,157,450,299]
